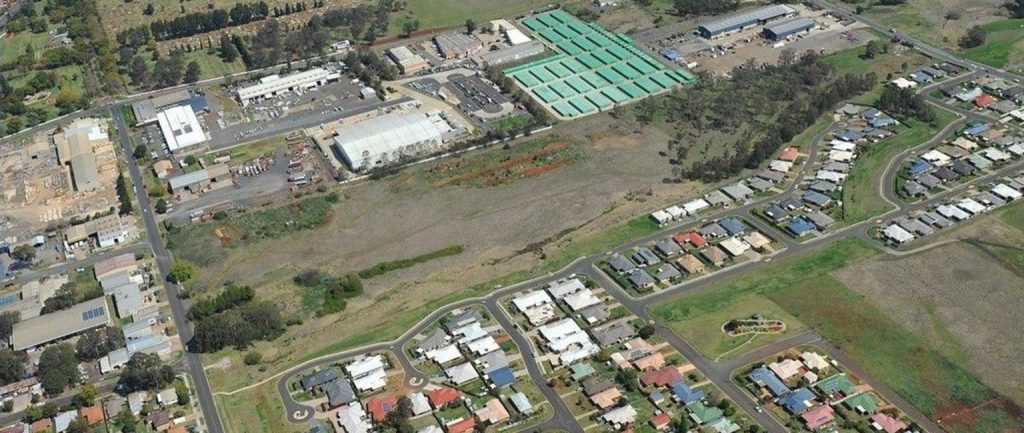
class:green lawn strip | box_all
[960,19,1024,68]
[651,238,1008,424]
[840,109,958,225]
[388,0,557,35]
[358,245,466,279]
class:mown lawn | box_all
[651,238,1014,429]
[840,108,958,224]
[961,19,1024,68]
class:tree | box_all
[638,324,656,339]
[862,40,884,59]
[401,19,419,37]
[674,0,739,16]
[0,350,26,385]
[183,155,199,166]
[76,326,125,361]
[133,144,149,160]
[0,312,20,342]
[143,3,155,15]
[1008,0,1024,18]
[464,19,477,34]
[169,261,195,283]
[184,61,201,84]
[74,384,97,407]
[66,418,89,433]
[155,198,169,214]
[243,351,263,365]
[130,56,150,87]
[25,405,43,422]
[116,411,138,433]
[38,344,79,396]
[10,244,35,262]
[959,25,986,49]
[220,33,238,62]
[116,172,134,215]
[119,353,174,393]
[614,368,639,392]
[175,381,190,405]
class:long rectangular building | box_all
[11,297,110,350]
[698,5,797,39]
[236,68,340,106]
[333,112,448,171]
[763,17,817,40]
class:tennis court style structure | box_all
[504,9,696,119]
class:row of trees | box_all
[187,284,255,320]
[877,86,937,122]
[144,1,271,41]
[191,301,285,352]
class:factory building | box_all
[763,17,817,40]
[131,90,191,125]
[491,20,532,46]
[476,40,546,67]
[387,46,429,75]
[235,68,341,106]
[64,214,129,249]
[697,5,797,39]
[157,105,208,152]
[434,32,483,59]
[11,297,110,351]
[333,112,454,171]
[53,118,113,193]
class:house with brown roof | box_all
[147,410,172,431]
[428,387,462,409]
[778,147,799,162]
[677,254,705,274]
[640,366,682,388]
[80,405,104,425]
[700,246,728,267]
[673,232,707,248]
[633,352,666,371]
[590,387,623,409]
[30,419,52,433]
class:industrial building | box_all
[131,90,190,125]
[11,297,110,351]
[697,5,797,39]
[167,163,232,194]
[64,214,129,249]
[53,118,113,192]
[476,40,546,66]
[763,17,817,40]
[434,32,483,59]
[491,20,532,45]
[387,46,429,75]
[333,112,453,171]
[157,105,207,152]
[235,68,341,106]
[0,275,67,320]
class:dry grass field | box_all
[865,0,1008,51]
[191,112,705,390]
[834,242,1024,407]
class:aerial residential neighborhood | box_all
[1,0,1023,432]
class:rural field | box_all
[864,0,1007,52]
[960,19,1024,69]
[651,232,1024,433]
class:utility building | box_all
[763,17,817,40]
[333,112,451,171]
[235,68,340,106]
[387,46,429,75]
[697,5,797,39]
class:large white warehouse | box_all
[333,112,451,171]
[157,105,207,152]
[236,68,341,106]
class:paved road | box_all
[5,242,151,287]
[110,106,224,433]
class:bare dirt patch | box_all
[833,242,1024,407]
[590,129,641,150]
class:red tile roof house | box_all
[641,366,682,388]
[447,417,476,433]
[801,405,836,430]
[650,413,671,430]
[367,395,398,422]
[975,94,996,108]
[673,232,707,248]
[428,387,463,409]
[779,147,799,162]
[871,413,907,433]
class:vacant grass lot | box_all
[216,381,301,433]
[961,19,1024,68]
[388,0,567,34]
[652,238,1023,433]
[840,108,958,224]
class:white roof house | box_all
[334,113,446,171]
[957,198,987,214]
[446,362,479,385]
[425,344,462,364]
[830,140,856,151]
[451,322,488,344]
[936,204,970,221]
[409,392,431,416]
[352,373,387,392]
[601,404,638,427]
[156,105,206,152]
[769,358,803,380]
[921,149,952,166]
[512,291,552,311]
[992,184,1023,200]
[770,160,794,172]
[665,205,686,219]
[890,77,917,89]
[523,304,556,326]
[559,341,599,365]
[828,150,854,162]
[816,171,846,183]
[650,210,672,225]
[547,278,586,299]
[337,404,372,433]
[538,319,592,353]
[467,335,499,356]
[718,237,750,257]
[981,147,1012,161]
[801,352,829,371]
[346,355,385,378]
[882,224,915,244]
[563,289,600,312]
[682,199,710,214]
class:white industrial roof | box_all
[506,28,531,45]
[334,113,444,171]
[237,68,334,101]
[157,105,206,152]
